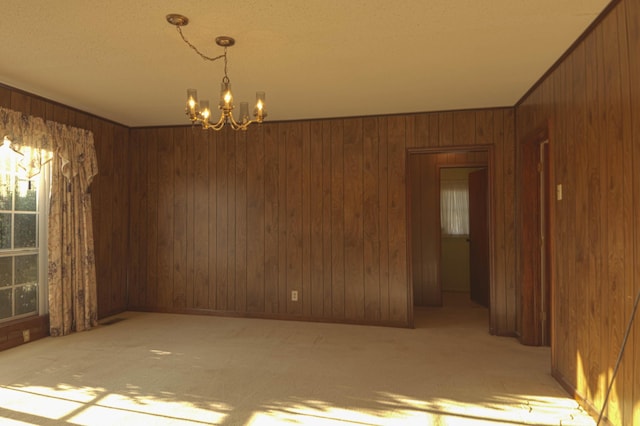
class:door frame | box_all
[517,125,555,347]
[406,144,496,333]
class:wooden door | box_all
[468,168,489,307]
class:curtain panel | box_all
[440,179,470,236]
[0,106,99,336]
[47,122,99,336]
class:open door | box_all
[468,168,489,307]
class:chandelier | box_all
[166,14,266,131]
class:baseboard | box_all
[0,314,49,352]
[126,306,413,329]
[552,367,610,425]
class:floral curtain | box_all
[0,106,99,336]
[47,122,99,336]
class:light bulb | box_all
[186,89,198,118]
[200,100,211,121]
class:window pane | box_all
[0,288,11,319]
[0,213,10,249]
[15,179,37,211]
[0,175,12,210]
[15,254,37,285]
[15,284,37,315]
[14,214,36,248]
[0,257,11,287]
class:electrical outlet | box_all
[22,330,30,342]
[291,290,298,301]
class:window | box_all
[0,142,48,322]
[440,178,469,236]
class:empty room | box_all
[0,1,639,425]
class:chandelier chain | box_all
[223,47,229,81]
[175,25,225,62]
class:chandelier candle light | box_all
[166,13,266,131]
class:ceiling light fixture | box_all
[166,13,266,131]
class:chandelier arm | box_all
[175,25,225,62]
[210,114,227,131]
[227,112,243,130]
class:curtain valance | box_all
[0,106,97,180]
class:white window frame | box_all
[0,144,49,323]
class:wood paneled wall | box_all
[516,0,640,424]
[409,151,488,308]
[0,85,130,320]
[127,108,516,332]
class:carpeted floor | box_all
[0,294,595,425]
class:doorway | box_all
[408,146,493,331]
[439,167,489,308]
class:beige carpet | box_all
[0,294,595,425]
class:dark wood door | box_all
[468,168,489,307]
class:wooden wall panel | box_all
[286,122,303,316]
[516,0,640,423]
[0,86,10,107]
[343,118,365,320]
[301,123,312,316]
[626,0,640,421]
[263,124,278,313]
[173,127,188,310]
[320,121,333,317]
[127,106,515,331]
[377,118,391,322]
[330,120,346,319]
[363,117,381,320]
[309,121,324,317]
[246,126,265,313]
[387,116,408,322]
[277,125,287,314]
[409,154,439,307]
[502,110,517,335]
[226,129,237,311]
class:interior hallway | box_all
[0,296,594,425]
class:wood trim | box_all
[552,368,612,426]
[127,307,411,329]
[0,82,128,128]
[516,124,551,346]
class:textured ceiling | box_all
[0,1,610,127]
